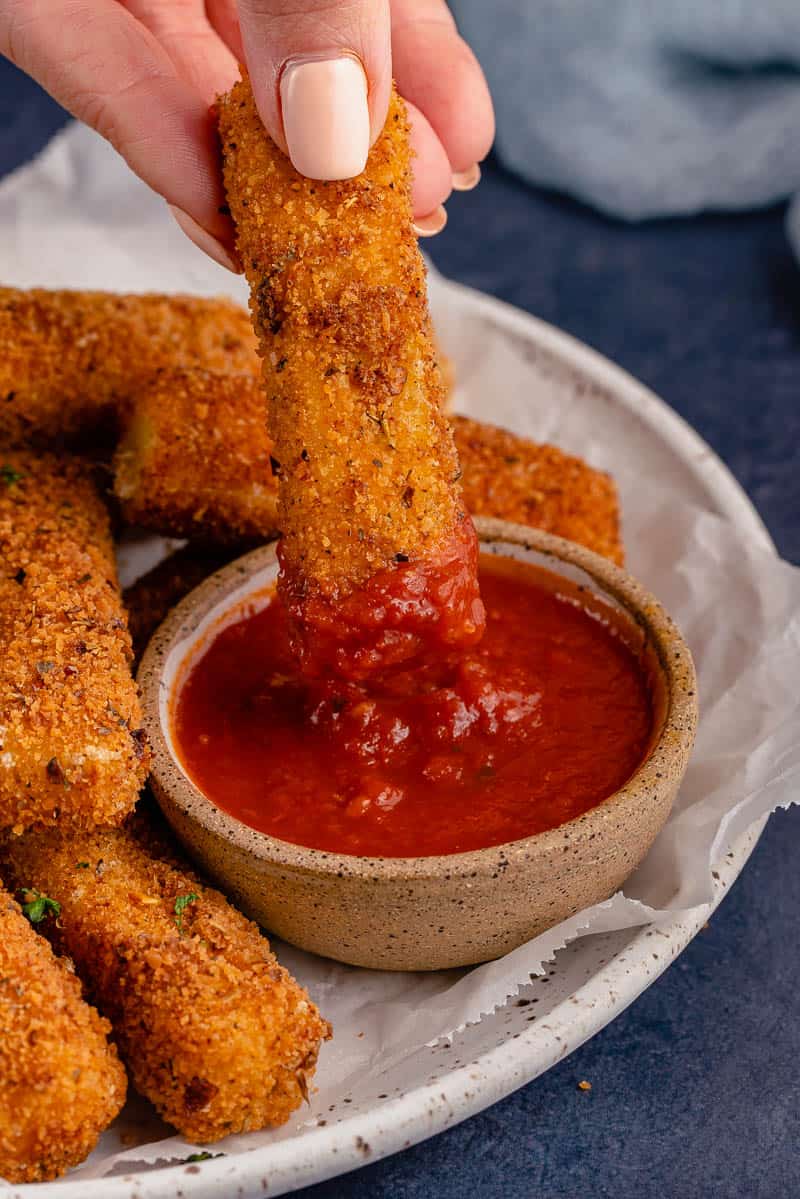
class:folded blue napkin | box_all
[451,0,800,254]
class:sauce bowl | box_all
[139,519,698,971]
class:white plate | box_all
[13,277,772,1199]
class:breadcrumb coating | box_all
[0,884,126,1184]
[454,416,624,566]
[113,349,451,547]
[217,76,466,598]
[114,367,278,544]
[1,815,331,1143]
[0,289,259,448]
[113,363,621,565]
[0,450,149,833]
[124,545,235,664]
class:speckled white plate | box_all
[12,276,772,1199]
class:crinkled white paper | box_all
[0,124,798,1184]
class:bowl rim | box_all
[139,517,698,881]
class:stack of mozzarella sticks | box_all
[0,75,621,1184]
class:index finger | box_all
[391,0,495,171]
[1,0,232,246]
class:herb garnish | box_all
[19,889,61,924]
[0,464,23,487]
[174,892,199,934]
[184,1152,224,1163]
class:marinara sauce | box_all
[173,556,654,858]
[281,517,486,681]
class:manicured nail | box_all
[413,205,448,238]
[168,206,241,273]
[280,55,370,180]
[452,163,481,191]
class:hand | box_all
[0,0,494,271]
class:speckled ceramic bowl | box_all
[139,519,698,972]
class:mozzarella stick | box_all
[113,366,622,563]
[1,817,330,1143]
[0,883,127,1183]
[454,416,624,566]
[114,367,278,544]
[0,288,259,448]
[0,450,148,834]
[218,76,485,678]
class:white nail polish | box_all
[280,55,370,180]
[413,205,448,238]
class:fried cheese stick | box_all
[454,416,623,566]
[0,883,127,1183]
[218,76,484,678]
[1,817,330,1143]
[0,288,259,448]
[115,367,278,544]
[0,450,148,834]
[113,366,623,563]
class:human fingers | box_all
[236,0,392,179]
[206,0,245,61]
[119,0,238,102]
[405,98,452,228]
[1,0,237,263]
[391,0,494,174]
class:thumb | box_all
[236,0,391,180]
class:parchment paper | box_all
[0,123,798,1183]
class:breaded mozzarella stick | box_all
[0,288,259,448]
[114,366,278,545]
[0,450,148,833]
[113,365,622,565]
[0,883,126,1183]
[218,75,484,678]
[1,818,331,1143]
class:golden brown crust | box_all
[124,545,235,664]
[114,366,278,545]
[1,816,330,1143]
[113,362,622,565]
[217,76,463,598]
[0,288,259,449]
[0,884,126,1183]
[453,416,624,565]
[0,450,149,833]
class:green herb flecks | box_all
[19,889,61,924]
[174,892,199,935]
[0,464,23,487]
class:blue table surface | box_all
[2,58,797,1199]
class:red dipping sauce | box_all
[281,517,486,681]
[173,556,655,858]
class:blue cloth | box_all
[452,0,800,252]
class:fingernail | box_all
[413,205,448,238]
[452,163,481,192]
[280,54,370,180]
[168,206,242,273]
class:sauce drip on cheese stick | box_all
[218,75,485,679]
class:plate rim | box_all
[14,280,774,1199]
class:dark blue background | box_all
[1,59,797,1199]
